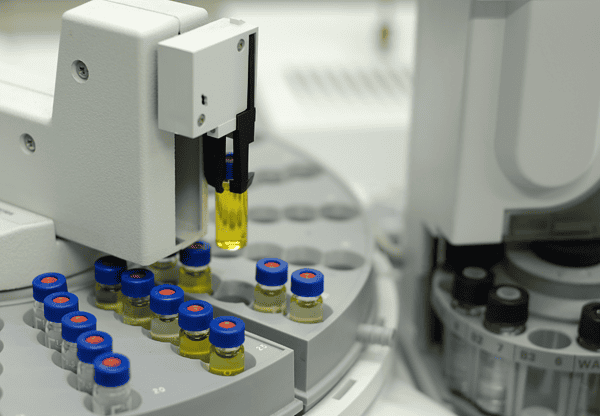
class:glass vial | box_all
[215,153,247,251]
[93,353,132,415]
[209,316,245,376]
[150,285,184,344]
[61,311,97,373]
[178,241,212,294]
[121,269,155,329]
[94,256,127,313]
[575,302,600,416]
[253,258,288,314]
[149,253,178,286]
[44,291,79,351]
[77,331,113,394]
[32,273,67,331]
[289,268,325,324]
[178,300,213,362]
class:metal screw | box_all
[23,134,35,152]
[75,60,89,80]
[198,114,205,126]
[237,39,245,52]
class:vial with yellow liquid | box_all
[149,253,179,286]
[252,258,288,314]
[94,256,127,313]
[178,300,213,362]
[150,285,184,345]
[209,316,245,376]
[289,268,325,324]
[178,241,212,294]
[215,153,247,251]
[121,269,155,330]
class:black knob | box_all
[484,285,529,330]
[578,302,600,351]
[451,267,493,307]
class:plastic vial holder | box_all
[253,258,288,314]
[178,300,213,362]
[149,253,178,286]
[94,256,127,313]
[77,331,113,394]
[44,291,79,351]
[289,268,325,324]
[150,285,184,344]
[121,269,155,330]
[93,353,132,415]
[178,241,212,294]
[32,273,68,331]
[61,311,97,373]
[209,316,245,376]
[215,153,248,251]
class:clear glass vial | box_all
[77,331,113,394]
[149,253,178,286]
[121,269,155,330]
[61,311,97,373]
[289,269,325,324]
[215,153,247,251]
[43,291,79,351]
[150,285,184,345]
[178,241,212,294]
[178,300,213,362]
[93,353,132,415]
[94,256,127,313]
[252,258,288,314]
[209,316,245,376]
[32,273,67,331]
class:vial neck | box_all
[98,283,121,290]
[182,264,209,272]
[483,321,525,335]
[128,296,150,306]
[184,329,209,340]
[158,313,178,322]
[294,295,320,302]
[214,345,242,357]
[451,300,484,316]
[259,284,284,291]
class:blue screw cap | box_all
[121,269,154,298]
[94,256,126,285]
[225,152,234,180]
[43,292,79,323]
[179,300,213,332]
[256,258,288,286]
[291,268,324,297]
[32,273,68,302]
[94,352,130,387]
[209,316,245,349]
[61,311,97,343]
[180,241,211,267]
[150,284,184,316]
[77,330,113,364]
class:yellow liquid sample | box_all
[179,329,210,362]
[215,181,247,250]
[122,296,154,330]
[150,258,178,286]
[150,315,180,345]
[289,295,323,323]
[95,283,123,314]
[209,345,245,376]
[253,284,286,314]
[178,266,212,294]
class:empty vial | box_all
[476,285,528,415]
[289,268,324,324]
[150,285,184,344]
[215,153,248,251]
[252,258,288,314]
[77,331,113,394]
[32,273,67,330]
[178,241,212,294]
[93,352,132,415]
[149,253,178,285]
[209,316,245,376]
[44,291,79,351]
[94,256,127,313]
[178,300,213,362]
[61,311,97,373]
[121,269,155,330]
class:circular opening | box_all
[285,246,322,266]
[212,280,254,306]
[528,330,571,349]
[20,133,36,154]
[284,205,317,222]
[256,169,285,184]
[497,286,521,301]
[287,163,322,178]
[245,243,284,261]
[323,250,365,271]
[237,38,245,52]
[248,207,280,223]
[321,203,360,221]
[463,267,487,280]
[71,60,89,82]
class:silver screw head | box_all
[237,39,245,52]
[75,61,88,80]
[198,114,206,126]
[23,134,35,152]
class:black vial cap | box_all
[451,267,493,307]
[578,302,600,351]
[484,285,529,329]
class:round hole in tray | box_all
[287,163,322,178]
[321,203,360,221]
[284,205,317,222]
[528,329,571,349]
[248,206,280,223]
[84,389,142,413]
[212,280,255,306]
[285,246,322,266]
[245,243,284,261]
[323,250,365,271]
[255,169,285,183]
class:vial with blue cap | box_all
[92,352,133,415]
[32,272,67,330]
[215,153,248,251]
[61,311,97,373]
[178,300,213,362]
[209,316,245,376]
[94,256,127,313]
[121,269,155,329]
[253,258,288,314]
[178,241,212,294]
[77,330,113,394]
[44,291,79,351]
[150,284,184,344]
[149,252,179,286]
[289,268,324,324]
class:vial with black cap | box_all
[575,302,600,416]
